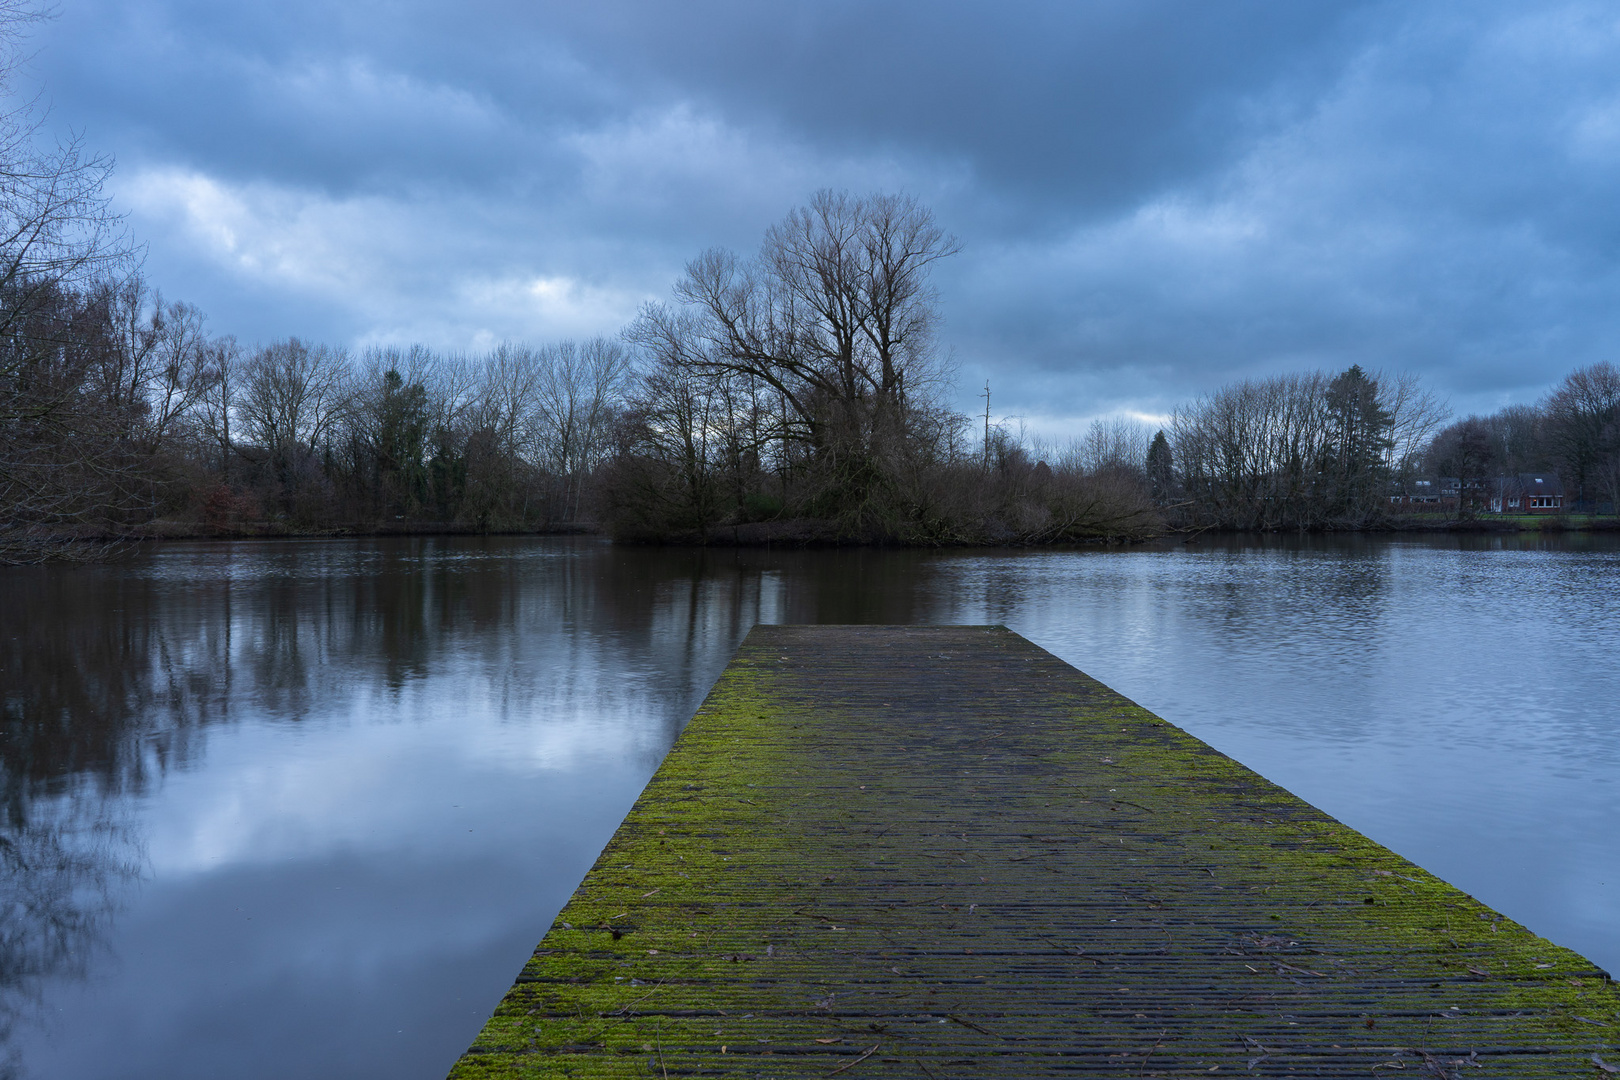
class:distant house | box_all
[1389,475,1460,510]
[1489,473,1565,513]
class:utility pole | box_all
[980,380,991,468]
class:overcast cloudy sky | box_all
[23,0,1620,431]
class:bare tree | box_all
[1074,415,1153,478]
[467,341,543,461]
[1597,415,1620,514]
[86,275,220,455]
[1169,366,1447,530]
[1172,371,1334,529]
[533,336,634,520]
[1489,403,1552,475]
[335,350,438,520]
[0,2,134,560]
[1381,370,1450,481]
[235,338,351,516]
[627,190,960,526]
[603,351,728,538]
[1425,416,1497,513]
[0,4,125,342]
[196,336,242,475]
[1544,361,1620,509]
[237,338,352,454]
[442,342,575,529]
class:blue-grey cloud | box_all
[23,0,1620,432]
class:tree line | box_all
[3,186,1171,561]
[1144,360,1618,528]
[1,289,637,561]
[1160,365,1450,530]
[8,178,1619,562]
[1418,363,1620,514]
[9,198,1620,560]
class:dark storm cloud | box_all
[39,1,1369,215]
[945,4,1620,420]
[24,0,1620,429]
[438,1,1372,215]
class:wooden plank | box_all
[449,625,1619,1077]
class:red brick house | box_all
[1489,473,1565,513]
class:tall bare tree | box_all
[1544,361,1620,509]
[533,336,633,520]
[1071,416,1152,478]
[237,339,352,455]
[627,190,960,528]
[196,336,242,476]
[1172,371,1334,529]
[87,275,220,456]
[0,3,124,340]
[235,338,351,516]
[0,2,133,560]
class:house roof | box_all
[1494,473,1565,497]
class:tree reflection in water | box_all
[0,567,184,1076]
[0,786,141,1080]
[0,537,805,1076]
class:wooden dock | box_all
[449,625,1618,1078]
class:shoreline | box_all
[7,512,1618,562]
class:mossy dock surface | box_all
[449,624,1618,1078]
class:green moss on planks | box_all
[449,625,1620,1078]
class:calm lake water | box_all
[2,533,1617,1079]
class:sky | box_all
[20,0,1620,432]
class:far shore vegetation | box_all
[7,185,1620,563]
[6,182,1620,564]
[2,34,1618,566]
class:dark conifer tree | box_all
[1146,429,1174,506]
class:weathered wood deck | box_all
[449,625,1618,1078]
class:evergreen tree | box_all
[1146,429,1174,506]
[375,369,430,517]
[1323,365,1393,518]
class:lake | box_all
[2,533,1616,1079]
